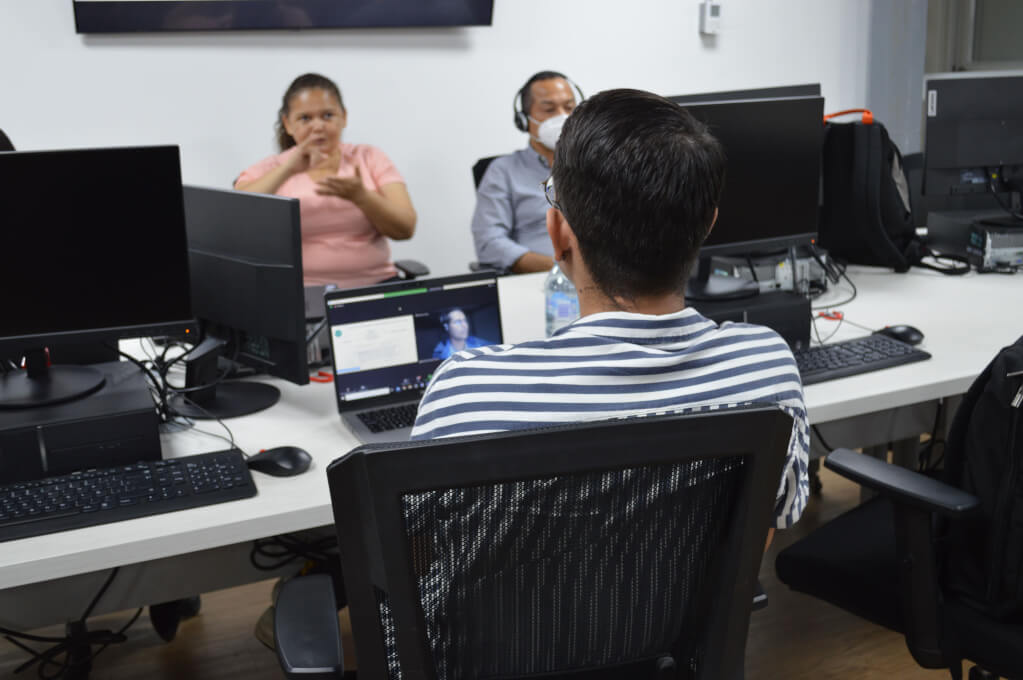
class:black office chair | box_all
[468,156,507,273]
[472,155,498,190]
[274,407,791,680]
[776,340,1023,680]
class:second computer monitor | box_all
[673,94,824,255]
[668,88,823,299]
[182,185,308,408]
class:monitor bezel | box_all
[667,91,823,258]
[0,145,197,360]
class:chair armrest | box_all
[274,574,344,679]
[824,449,980,517]
[394,259,430,279]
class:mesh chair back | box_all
[329,408,791,680]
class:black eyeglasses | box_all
[542,176,562,211]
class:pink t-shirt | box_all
[236,143,404,288]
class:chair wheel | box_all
[969,667,999,680]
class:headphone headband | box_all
[513,74,585,132]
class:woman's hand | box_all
[286,135,333,174]
[315,165,367,203]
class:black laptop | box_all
[324,272,504,443]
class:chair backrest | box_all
[472,156,498,189]
[328,408,791,680]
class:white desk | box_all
[1,267,1020,628]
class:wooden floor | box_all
[0,467,965,680]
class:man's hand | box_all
[316,165,367,203]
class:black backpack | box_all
[818,109,968,275]
[943,335,1023,620]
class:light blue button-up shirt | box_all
[470,147,554,270]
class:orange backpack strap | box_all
[823,108,874,125]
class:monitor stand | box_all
[686,256,760,302]
[0,349,106,409]
[168,337,279,420]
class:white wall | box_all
[2,0,872,276]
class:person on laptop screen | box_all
[413,89,810,535]
[431,308,493,360]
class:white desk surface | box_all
[1,268,1020,590]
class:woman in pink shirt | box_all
[235,73,417,288]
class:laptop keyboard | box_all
[357,403,419,433]
[794,334,931,385]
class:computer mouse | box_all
[875,324,924,346]
[246,446,312,477]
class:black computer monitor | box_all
[668,87,824,299]
[0,146,196,409]
[923,72,1023,226]
[176,185,309,419]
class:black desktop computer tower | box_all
[694,292,811,351]
[0,362,161,485]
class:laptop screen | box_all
[325,273,503,406]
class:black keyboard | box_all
[0,449,256,543]
[357,403,419,433]
[794,334,931,385]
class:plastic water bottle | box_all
[544,263,579,337]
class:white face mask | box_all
[531,113,569,151]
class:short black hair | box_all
[520,70,570,117]
[552,89,726,300]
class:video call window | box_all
[414,305,500,361]
[327,278,502,400]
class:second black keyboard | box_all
[357,403,419,433]
[0,449,257,543]
[794,334,931,385]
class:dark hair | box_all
[439,307,466,328]
[275,73,345,151]
[519,70,571,117]
[552,89,726,300]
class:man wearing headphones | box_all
[471,71,583,273]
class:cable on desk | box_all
[0,567,144,680]
[988,171,1023,221]
[250,533,339,572]
[810,313,845,346]
[811,262,857,311]
[168,409,243,458]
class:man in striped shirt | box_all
[411,89,808,532]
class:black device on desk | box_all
[923,73,1023,263]
[669,85,824,302]
[794,334,930,386]
[0,147,261,542]
[177,185,310,419]
[0,145,196,409]
[0,448,256,543]
[0,146,199,482]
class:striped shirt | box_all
[411,307,809,529]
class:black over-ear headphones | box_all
[513,72,585,132]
